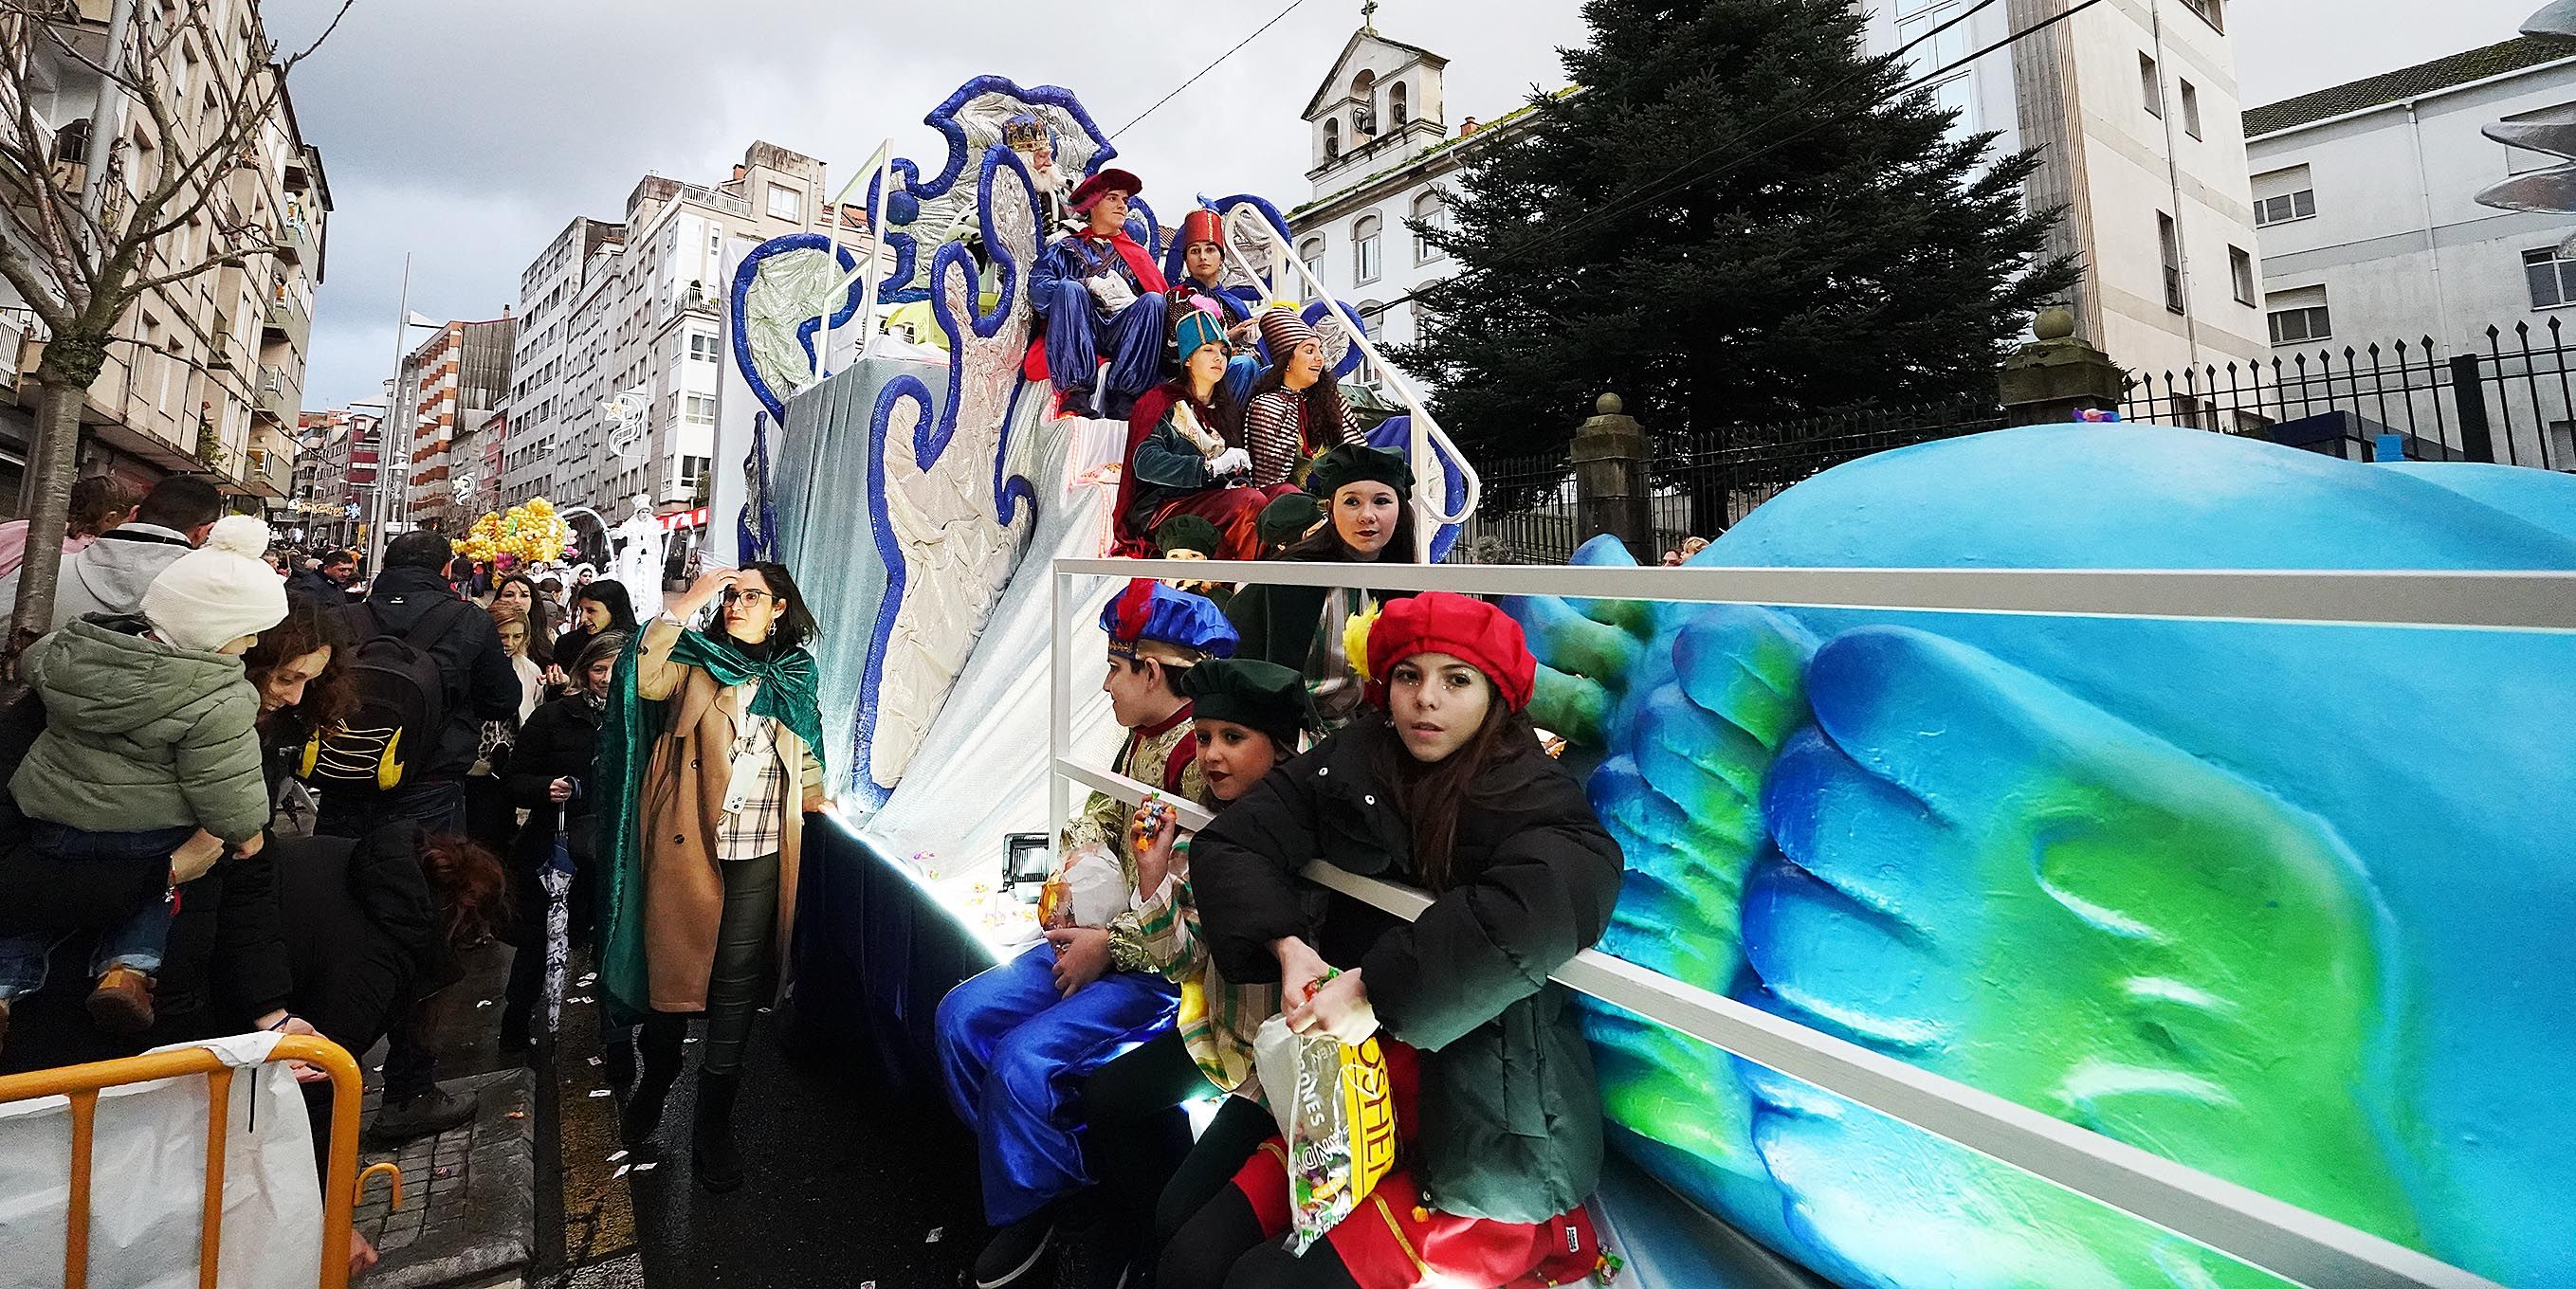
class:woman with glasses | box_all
[595,562,827,1194]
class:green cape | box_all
[596,627,826,1022]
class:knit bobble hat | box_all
[1362,591,1536,714]
[142,515,288,653]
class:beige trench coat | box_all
[633,620,828,1012]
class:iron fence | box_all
[1452,400,2009,563]
[2122,318,2576,471]
[1654,400,2008,537]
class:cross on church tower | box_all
[1361,0,1377,34]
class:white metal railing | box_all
[1048,555,2571,1289]
[1214,205,1482,562]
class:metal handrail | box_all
[1047,556,2549,1289]
[1215,205,1483,560]
[0,1034,387,1289]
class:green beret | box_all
[1156,514,1223,558]
[1303,444,1413,503]
[1180,658,1316,754]
[1258,491,1324,548]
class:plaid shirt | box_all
[715,704,787,863]
[1122,864,1280,1103]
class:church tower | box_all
[1301,3,1451,200]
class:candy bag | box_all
[1251,1007,1398,1254]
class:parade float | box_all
[702,75,2574,1289]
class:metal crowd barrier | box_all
[0,1034,403,1289]
[1048,555,2574,1289]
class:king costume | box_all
[1027,169,1170,421]
[932,581,1235,1229]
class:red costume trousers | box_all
[1227,1041,1608,1289]
[1132,483,1299,562]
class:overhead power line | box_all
[1113,0,1317,139]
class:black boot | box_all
[601,1023,637,1089]
[619,1012,685,1152]
[691,1068,745,1193]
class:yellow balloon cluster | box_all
[451,498,571,570]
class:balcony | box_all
[262,290,310,351]
[256,364,295,425]
[276,222,307,265]
[244,446,290,499]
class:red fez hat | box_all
[1362,592,1537,713]
[1070,168,1143,213]
[1179,209,1226,250]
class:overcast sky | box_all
[265,0,2552,409]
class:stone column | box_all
[1568,392,1655,563]
[1999,307,2128,427]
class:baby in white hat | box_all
[0,515,290,1042]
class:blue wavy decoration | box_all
[728,234,864,420]
[843,138,1049,808]
[875,75,1117,306]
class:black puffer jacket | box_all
[1192,721,1624,1223]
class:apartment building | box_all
[0,0,329,517]
[2246,37,2576,465]
[1863,0,2266,378]
[395,316,515,533]
[517,142,826,520]
[298,404,378,552]
[502,216,623,506]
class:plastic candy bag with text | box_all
[1251,1014,1398,1254]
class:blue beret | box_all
[1102,577,1238,661]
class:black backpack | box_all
[302,599,470,791]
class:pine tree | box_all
[1388,0,2077,480]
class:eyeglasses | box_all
[722,587,776,606]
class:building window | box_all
[2229,245,2257,305]
[2255,189,2317,227]
[1390,82,1408,128]
[2252,165,2316,227]
[1931,74,1976,142]
[2181,80,2201,139]
[766,183,803,222]
[2525,246,2576,308]
[2266,286,2331,345]
[688,332,721,362]
[1354,214,1382,284]
[1324,118,1341,161]
[684,393,717,425]
[1412,191,1447,263]
[2181,0,2223,31]
[2140,52,2162,118]
[2158,211,2184,314]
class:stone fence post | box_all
[1999,307,2127,426]
[1568,392,1654,563]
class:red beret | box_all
[1070,168,1143,213]
[1364,592,1536,713]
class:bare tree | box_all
[0,0,349,650]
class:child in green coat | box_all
[0,515,286,1046]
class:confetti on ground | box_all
[505,1111,526,1119]
[475,999,493,1008]
[683,1037,700,1044]
[612,1164,630,1180]
[587,1089,612,1098]
[925,1227,943,1244]
[587,1056,602,1066]
[434,1168,453,1179]
[607,1150,629,1163]
[577,973,597,985]
[633,1161,658,1171]
[568,995,594,1004]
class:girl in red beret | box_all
[1171,592,1624,1289]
